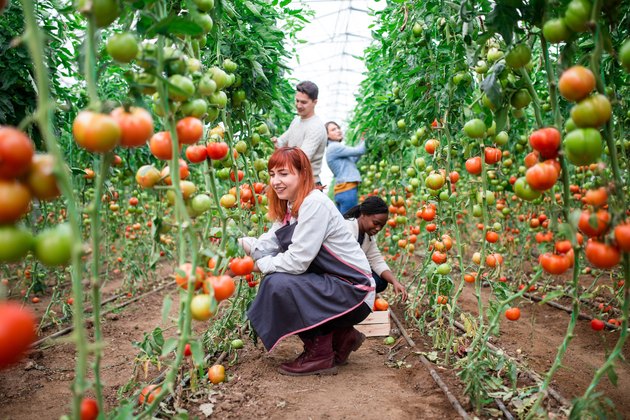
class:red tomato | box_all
[138,385,161,405]
[0,179,31,224]
[0,127,34,179]
[0,302,37,369]
[614,223,630,251]
[424,139,439,154]
[558,66,596,102]
[529,127,560,159]
[539,252,571,274]
[465,156,482,175]
[585,239,620,269]
[484,147,502,164]
[176,117,204,145]
[72,111,121,153]
[590,319,605,331]
[150,132,179,161]
[525,162,558,191]
[431,251,447,264]
[206,142,229,160]
[110,106,154,148]
[26,154,61,201]
[80,398,99,420]
[578,209,610,237]
[175,263,205,290]
[230,169,244,182]
[229,256,255,276]
[206,275,236,301]
[185,145,208,163]
[208,364,226,384]
[505,307,521,321]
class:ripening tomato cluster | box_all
[0,127,77,267]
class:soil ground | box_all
[1,263,629,419]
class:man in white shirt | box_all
[273,81,327,186]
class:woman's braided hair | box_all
[343,196,389,219]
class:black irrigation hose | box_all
[523,292,622,330]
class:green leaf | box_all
[243,1,262,17]
[190,340,205,366]
[539,290,564,304]
[148,16,204,37]
[161,295,172,324]
[152,327,164,347]
[161,337,178,357]
[606,365,618,386]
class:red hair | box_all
[266,147,315,222]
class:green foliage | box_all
[0,3,36,129]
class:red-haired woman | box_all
[233,147,375,376]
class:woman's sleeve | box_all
[334,142,366,159]
[256,199,328,274]
[243,223,282,260]
[364,236,390,276]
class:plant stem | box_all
[20,0,88,417]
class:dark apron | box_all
[247,222,373,351]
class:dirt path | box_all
[455,278,630,415]
[0,282,464,420]
[186,331,462,419]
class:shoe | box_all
[278,332,338,376]
[332,327,365,365]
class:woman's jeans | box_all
[334,188,358,215]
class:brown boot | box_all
[332,327,365,365]
[278,333,338,376]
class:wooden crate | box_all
[356,309,390,337]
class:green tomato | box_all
[191,194,212,214]
[196,13,214,33]
[412,22,423,37]
[415,157,426,170]
[33,224,72,267]
[390,165,400,174]
[210,67,229,90]
[564,0,591,32]
[235,140,248,154]
[543,18,572,43]
[384,336,395,345]
[514,177,542,201]
[198,74,218,96]
[570,94,612,128]
[619,39,630,72]
[505,44,531,69]
[180,99,208,118]
[231,338,244,349]
[563,128,603,166]
[223,58,238,73]
[425,172,446,190]
[463,119,486,138]
[0,225,33,263]
[436,263,452,275]
[193,0,214,12]
[510,89,531,109]
[564,118,577,133]
[106,33,138,63]
[78,0,119,28]
[209,91,228,108]
[167,75,195,102]
[397,119,406,129]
